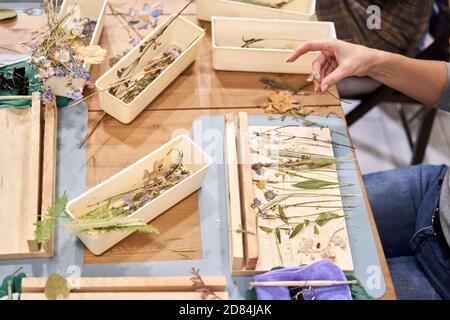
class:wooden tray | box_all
[21,276,228,300]
[0,93,57,259]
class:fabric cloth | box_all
[253,260,352,300]
[363,165,450,299]
[0,273,26,299]
[316,0,435,56]
[0,60,41,108]
[245,271,373,300]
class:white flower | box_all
[54,48,70,63]
[76,45,107,64]
[164,44,182,60]
[71,25,84,37]
[35,66,55,80]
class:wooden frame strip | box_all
[224,113,244,271]
[39,101,58,255]
[27,92,43,252]
[20,292,229,300]
[236,112,258,270]
[22,276,227,293]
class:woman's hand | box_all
[287,39,380,93]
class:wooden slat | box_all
[39,102,58,255]
[22,276,227,293]
[0,107,33,259]
[26,93,42,253]
[236,112,258,270]
[20,291,228,300]
[224,113,244,271]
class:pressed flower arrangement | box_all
[224,112,356,273]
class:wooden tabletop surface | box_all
[0,0,396,299]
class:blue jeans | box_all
[363,165,450,300]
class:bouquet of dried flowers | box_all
[23,0,106,103]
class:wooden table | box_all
[0,0,396,299]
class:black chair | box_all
[343,3,450,165]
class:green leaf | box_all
[275,228,281,244]
[99,224,159,234]
[64,216,155,233]
[259,226,273,234]
[289,223,304,239]
[0,8,17,21]
[260,77,301,93]
[314,225,320,235]
[45,273,70,300]
[315,212,341,227]
[309,157,339,168]
[278,205,288,224]
[34,191,69,247]
[291,178,338,190]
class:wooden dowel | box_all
[250,280,358,287]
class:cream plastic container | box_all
[66,135,212,255]
[48,0,107,97]
[197,0,316,22]
[95,15,205,124]
[211,16,336,74]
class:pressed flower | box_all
[264,190,277,201]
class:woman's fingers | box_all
[286,39,334,62]
[312,54,326,92]
[320,66,349,93]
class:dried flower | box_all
[307,71,321,82]
[190,268,222,300]
[69,89,83,101]
[42,86,54,103]
[76,45,107,65]
[251,198,262,209]
[23,2,103,101]
[54,48,71,63]
[264,190,277,201]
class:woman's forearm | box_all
[368,50,448,106]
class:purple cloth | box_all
[254,260,352,300]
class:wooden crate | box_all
[0,93,57,259]
[21,276,229,300]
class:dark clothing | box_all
[316,0,435,55]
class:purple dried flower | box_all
[264,190,277,201]
[69,89,83,101]
[54,69,67,77]
[129,38,140,47]
[42,86,54,103]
